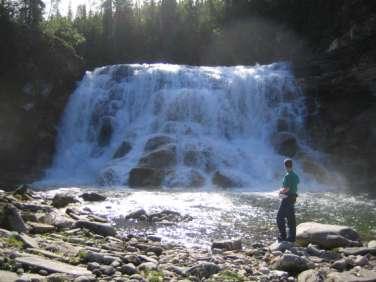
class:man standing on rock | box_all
[277,158,299,242]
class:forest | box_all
[0,0,354,69]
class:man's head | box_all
[284,158,293,171]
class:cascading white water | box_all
[40,63,317,189]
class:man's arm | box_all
[280,175,289,194]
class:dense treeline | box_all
[2,0,376,68]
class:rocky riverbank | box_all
[0,187,375,282]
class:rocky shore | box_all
[0,187,375,282]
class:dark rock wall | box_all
[0,26,83,188]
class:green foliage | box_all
[145,270,164,282]
[6,235,24,249]
[42,16,85,48]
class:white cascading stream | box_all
[41,63,313,189]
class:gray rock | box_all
[326,269,376,282]
[125,209,148,220]
[271,253,314,274]
[119,263,137,275]
[80,192,106,202]
[296,222,361,249]
[39,212,75,230]
[298,269,325,282]
[368,240,376,248]
[137,262,158,272]
[332,258,351,271]
[16,254,91,276]
[352,255,369,267]
[0,270,18,282]
[74,220,116,237]
[99,265,115,275]
[52,193,78,208]
[186,262,221,279]
[74,276,96,282]
[269,241,295,252]
[83,250,117,264]
[123,255,142,266]
[212,239,242,251]
[3,204,29,233]
[46,273,73,282]
[28,222,56,234]
[17,233,39,249]
[340,246,376,256]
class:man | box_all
[277,158,299,242]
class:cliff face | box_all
[0,26,83,188]
[296,4,376,192]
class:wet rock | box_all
[326,269,376,282]
[29,222,56,234]
[269,241,295,252]
[2,204,29,233]
[139,146,177,168]
[298,269,325,282]
[211,239,242,251]
[16,254,91,276]
[52,193,78,208]
[186,262,221,279]
[271,253,314,274]
[212,171,239,188]
[296,222,361,249]
[271,132,299,157]
[119,263,137,275]
[144,135,175,152]
[113,141,132,159]
[74,220,116,237]
[80,192,106,202]
[128,167,164,188]
[125,209,148,220]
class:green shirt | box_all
[282,170,299,195]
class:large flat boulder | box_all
[128,167,164,188]
[74,220,116,237]
[296,222,361,249]
[16,254,91,277]
[326,269,376,282]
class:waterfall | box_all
[40,63,317,189]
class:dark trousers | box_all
[276,196,296,242]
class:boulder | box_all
[271,253,314,274]
[112,141,132,159]
[128,167,164,188]
[271,132,299,157]
[296,222,361,249]
[2,204,29,233]
[39,211,75,229]
[52,193,78,208]
[211,239,242,251]
[339,246,376,256]
[74,220,116,237]
[212,171,239,188]
[298,269,325,282]
[80,192,106,202]
[125,209,148,220]
[138,146,177,169]
[144,135,175,152]
[120,263,137,275]
[186,262,221,279]
[368,240,376,248]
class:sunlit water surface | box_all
[39,188,376,248]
